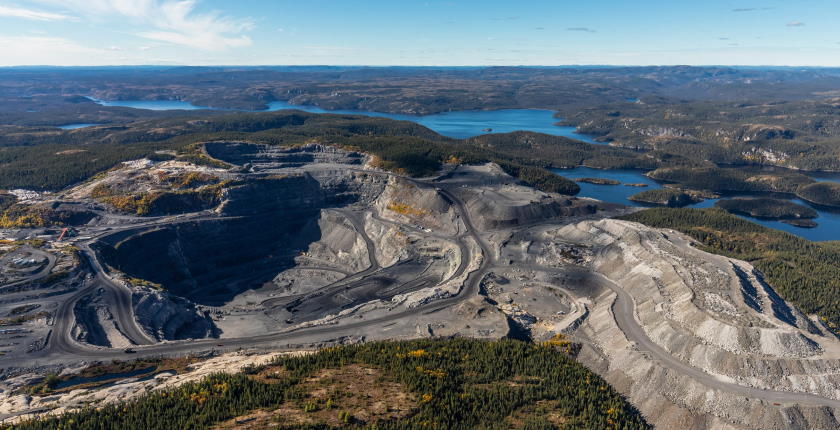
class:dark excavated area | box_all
[94,173,352,306]
[98,213,321,306]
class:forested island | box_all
[796,182,840,208]
[715,198,818,227]
[628,188,706,207]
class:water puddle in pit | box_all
[53,366,157,390]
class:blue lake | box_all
[555,166,840,241]
[263,101,602,142]
[90,98,600,142]
[91,98,204,110]
[56,123,98,130]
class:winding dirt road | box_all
[19,169,840,412]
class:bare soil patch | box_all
[216,364,416,429]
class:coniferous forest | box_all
[9,338,649,430]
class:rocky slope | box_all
[559,219,840,429]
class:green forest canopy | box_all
[11,338,649,430]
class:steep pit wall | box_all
[204,141,366,169]
[132,286,218,340]
[218,174,325,216]
[97,170,386,306]
[99,213,320,306]
[373,178,460,236]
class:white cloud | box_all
[136,0,253,49]
[787,21,806,27]
[31,0,253,50]
[0,36,185,66]
[0,36,105,65]
[138,29,250,49]
[0,5,70,21]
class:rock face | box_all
[99,215,321,305]
[442,164,602,231]
[205,142,366,170]
[558,219,840,429]
[218,174,327,216]
[98,158,387,307]
[71,289,131,348]
[133,287,217,340]
[87,143,398,341]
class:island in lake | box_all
[715,198,818,228]
[576,177,621,185]
[628,188,709,207]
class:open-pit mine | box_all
[2,143,840,429]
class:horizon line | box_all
[2,64,840,69]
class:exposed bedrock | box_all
[218,171,384,217]
[559,219,840,429]
[97,163,388,305]
[218,174,326,216]
[132,286,218,341]
[210,141,387,208]
[373,177,460,236]
[71,288,131,348]
[466,192,597,230]
[95,177,327,306]
[205,141,366,168]
[204,142,366,172]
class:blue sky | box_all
[0,0,838,66]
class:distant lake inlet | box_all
[88,97,840,241]
[89,98,602,141]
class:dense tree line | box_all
[0,141,169,191]
[796,182,840,208]
[714,198,817,220]
[0,112,601,195]
[627,188,700,208]
[646,166,814,194]
[11,338,649,430]
[466,132,658,171]
[620,208,840,332]
[496,162,580,195]
[2,110,827,200]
